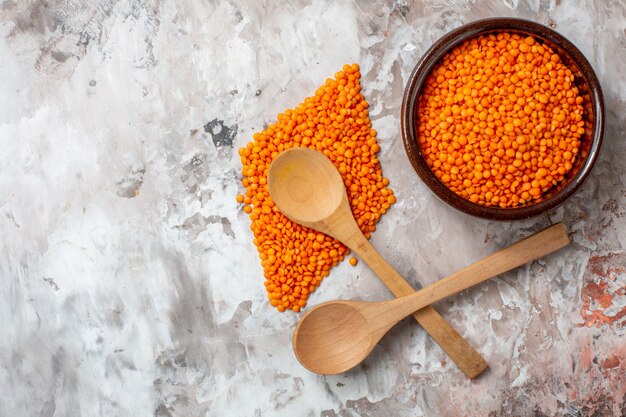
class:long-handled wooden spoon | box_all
[268,147,488,378]
[293,223,569,374]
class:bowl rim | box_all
[400,17,605,220]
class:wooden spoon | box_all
[268,147,488,378]
[293,223,570,374]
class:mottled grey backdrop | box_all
[1,1,625,416]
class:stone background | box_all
[1,0,625,416]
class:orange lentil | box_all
[238,64,395,312]
[349,257,358,266]
[417,33,583,207]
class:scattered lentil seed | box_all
[238,64,395,312]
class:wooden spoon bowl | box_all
[268,147,344,229]
[292,302,372,375]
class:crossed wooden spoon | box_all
[268,147,569,374]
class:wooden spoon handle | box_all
[390,223,570,325]
[348,232,488,378]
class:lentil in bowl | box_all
[401,18,604,220]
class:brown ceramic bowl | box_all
[401,18,604,220]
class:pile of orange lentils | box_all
[237,64,396,312]
[417,32,585,207]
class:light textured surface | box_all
[1,1,625,416]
